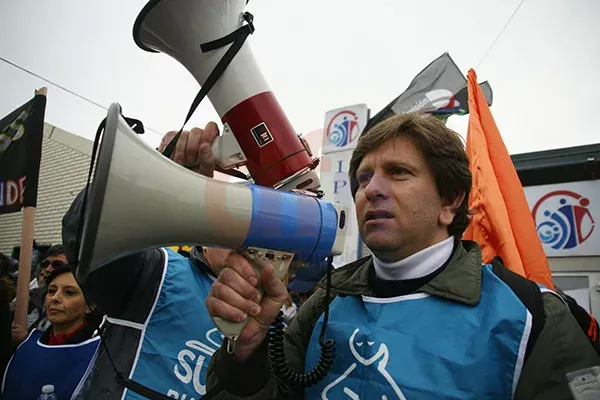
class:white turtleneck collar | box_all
[373,236,455,281]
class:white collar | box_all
[373,237,454,281]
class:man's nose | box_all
[364,173,389,200]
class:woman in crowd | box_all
[2,264,103,399]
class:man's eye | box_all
[357,172,372,185]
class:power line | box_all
[476,0,527,69]
[0,55,164,137]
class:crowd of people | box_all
[0,124,324,399]
[1,113,599,399]
[0,241,321,399]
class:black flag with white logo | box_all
[0,93,46,214]
[365,53,493,130]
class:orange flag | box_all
[463,69,554,289]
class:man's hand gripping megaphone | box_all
[159,123,219,178]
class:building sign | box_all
[524,180,598,257]
[319,151,361,266]
[322,104,369,155]
[320,104,370,266]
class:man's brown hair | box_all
[349,112,472,237]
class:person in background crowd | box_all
[0,276,11,380]
[10,241,48,291]
[2,264,104,399]
[205,112,600,400]
[60,123,235,399]
[280,294,298,325]
[27,245,69,329]
[0,253,16,303]
[11,244,69,346]
[34,245,67,288]
[0,253,16,365]
[170,245,193,258]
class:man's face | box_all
[38,253,68,287]
[354,136,458,262]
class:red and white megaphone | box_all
[133,0,319,192]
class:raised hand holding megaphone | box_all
[158,122,301,355]
[159,124,219,177]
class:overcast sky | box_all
[1,0,598,155]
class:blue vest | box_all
[305,265,532,400]
[114,248,221,400]
[2,329,100,400]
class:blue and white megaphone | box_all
[77,104,348,343]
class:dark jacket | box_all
[26,286,48,332]
[207,241,600,399]
[28,287,45,316]
[62,188,216,399]
[76,248,165,399]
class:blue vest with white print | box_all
[305,264,532,400]
[119,248,221,400]
[2,329,100,400]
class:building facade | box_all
[513,143,600,315]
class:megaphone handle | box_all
[212,247,294,354]
[211,131,247,170]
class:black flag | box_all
[364,53,493,130]
[0,93,46,214]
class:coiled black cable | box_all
[268,256,336,387]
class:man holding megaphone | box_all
[61,124,240,400]
[205,113,600,400]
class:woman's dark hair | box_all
[45,264,74,287]
[46,264,96,319]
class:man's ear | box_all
[439,191,466,227]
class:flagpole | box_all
[13,207,37,329]
[13,87,47,332]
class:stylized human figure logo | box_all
[532,190,595,250]
[321,328,407,400]
[326,110,360,148]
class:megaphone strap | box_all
[162,12,255,160]
[74,112,145,273]
[200,13,254,52]
[92,323,173,400]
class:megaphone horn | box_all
[78,103,348,285]
[133,0,319,191]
